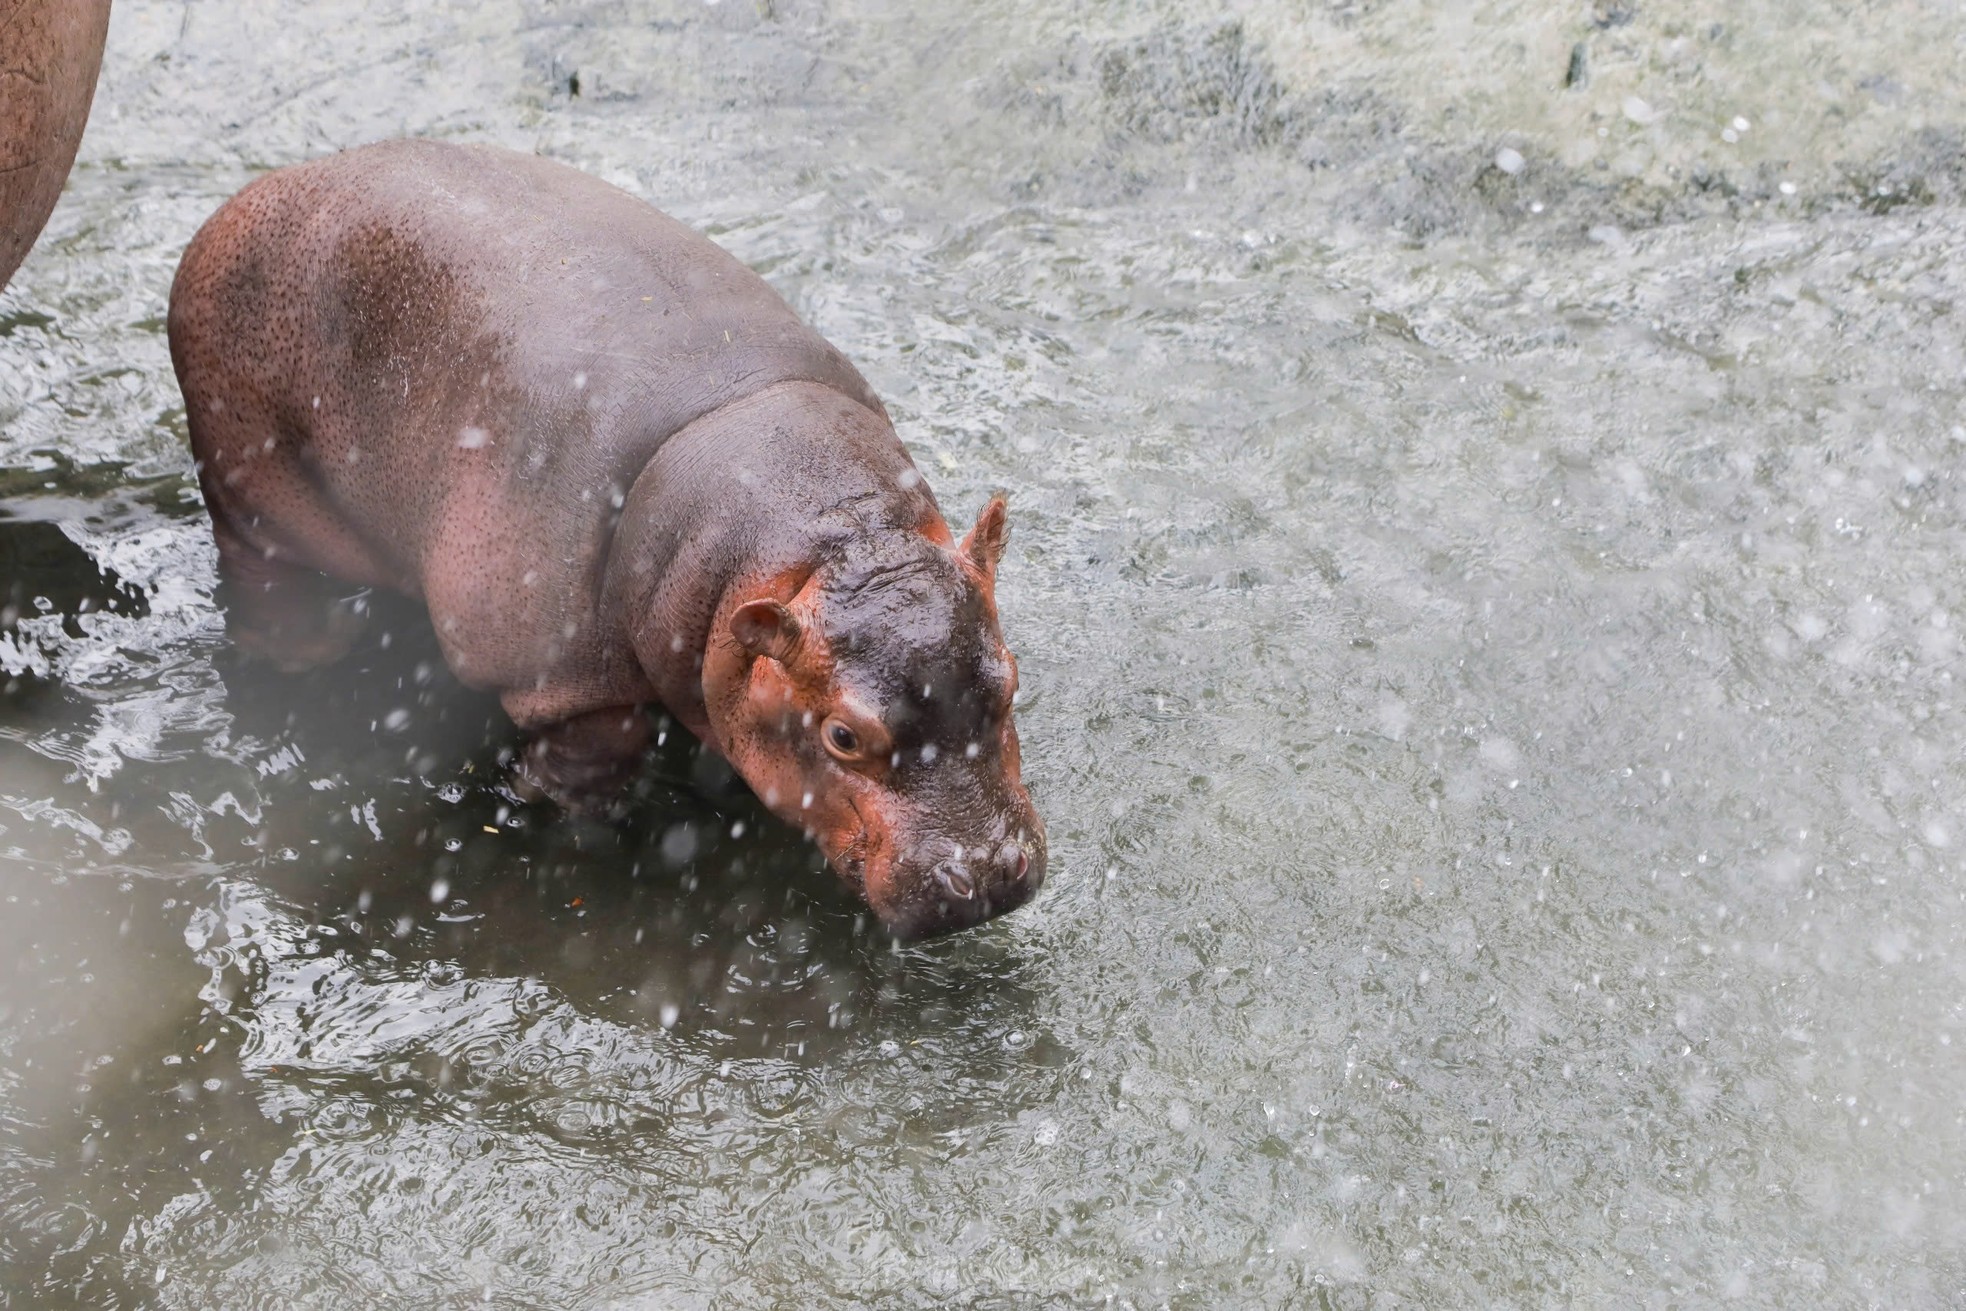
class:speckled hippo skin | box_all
[1,0,111,291]
[167,139,1045,939]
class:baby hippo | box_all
[168,140,1045,940]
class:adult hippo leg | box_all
[1,0,113,291]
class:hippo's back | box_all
[172,140,880,484]
[169,140,885,689]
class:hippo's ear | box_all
[730,599,801,663]
[960,494,1011,580]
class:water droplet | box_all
[182,907,221,951]
[660,823,698,866]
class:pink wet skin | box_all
[168,139,1045,940]
[1,0,112,291]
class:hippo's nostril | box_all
[994,839,1032,883]
[935,865,976,901]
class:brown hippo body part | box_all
[168,140,1044,939]
[1,0,112,291]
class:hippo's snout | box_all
[890,828,1046,941]
[935,838,1037,900]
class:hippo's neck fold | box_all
[601,380,944,744]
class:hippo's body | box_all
[1,0,112,290]
[169,140,1044,938]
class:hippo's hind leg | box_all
[211,517,370,672]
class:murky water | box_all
[5,1,1965,1305]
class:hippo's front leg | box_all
[507,703,653,814]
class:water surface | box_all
[3,1,1964,1305]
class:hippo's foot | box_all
[228,598,369,673]
[509,704,652,819]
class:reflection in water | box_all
[4,0,1966,1305]
[0,513,148,637]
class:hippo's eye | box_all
[825,720,860,758]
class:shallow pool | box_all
[3,1,1963,1305]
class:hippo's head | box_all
[705,496,1046,940]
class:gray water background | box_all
[3,1,1964,1305]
